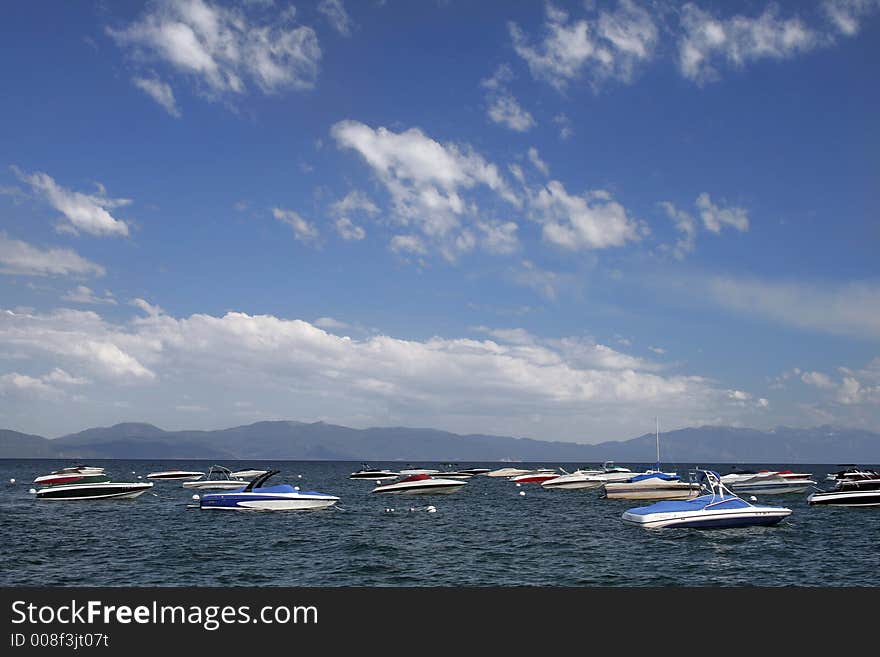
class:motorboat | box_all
[35,480,153,500]
[198,470,339,511]
[349,464,401,481]
[508,469,560,484]
[541,467,603,489]
[398,467,441,475]
[33,465,107,486]
[486,467,533,478]
[146,470,205,481]
[182,465,251,490]
[807,476,880,507]
[725,471,816,495]
[456,468,491,476]
[602,472,702,500]
[229,469,268,480]
[371,473,466,495]
[621,470,792,529]
[825,465,880,482]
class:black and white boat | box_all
[182,465,251,490]
[807,476,880,507]
[825,465,880,482]
[349,464,400,481]
[146,470,205,481]
[35,480,154,500]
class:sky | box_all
[0,0,878,442]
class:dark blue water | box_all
[2,460,878,586]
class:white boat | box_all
[349,464,400,481]
[35,481,154,500]
[182,465,251,490]
[486,467,533,478]
[622,470,792,529]
[398,468,441,475]
[146,470,205,481]
[808,476,880,507]
[508,469,560,484]
[229,469,268,480]
[541,468,603,489]
[371,473,466,495]
[725,471,816,495]
[33,465,107,486]
[198,470,339,511]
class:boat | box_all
[455,468,490,476]
[35,480,154,500]
[349,464,401,481]
[508,469,560,484]
[621,470,792,529]
[724,471,816,495]
[398,467,441,475]
[146,470,205,481]
[198,470,339,511]
[182,465,251,490]
[371,473,466,495]
[229,469,268,480]
[486,467,533,478]
[541,467,603,489]
[825,465,880,482]
[33,465,108,486]
[807,475,880,507]
[602,471,702,500]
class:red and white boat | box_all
[508,469,559,484]
[33,465,108,486]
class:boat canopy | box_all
[628,472,678,483]
[243,470,280,491]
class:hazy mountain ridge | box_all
[0,421,877,463]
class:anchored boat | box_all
[197,470,339,511]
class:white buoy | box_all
[29,488,36,494]
[294,486,300,491]
[515,483,521,487]
[519,491,526,496]
[749,495,758,502]
[9,478,15,484]
[191,494,200,501]
[137,475,142,479]
[297,474,302,479]
[409,507,415,512]
[426,505,437,513]
[131,471,136,475]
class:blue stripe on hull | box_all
[667,515,786,529]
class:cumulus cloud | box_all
[509,1,658,90]
[133,74,181,117]
[527,147,549,176]
[678,3,818,84]
[658,201,697,260]
[331,120,520,260]
[13,167,130,237]
[0,234,105,277]
[822,0,880,36]
[659,194,747,259]
[329,190,377,240]
[799,361,880,405]
[108,0,321,101]
[62,286,117,305]
[335,217,365,241]
[272,207,319,243]
[481,65,536,132]
[696,193,749,233]
[529,180,641,251]
[318,0,354,37]
[553,113,573,140]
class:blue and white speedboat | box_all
[621,470,792,529]
[198,470,340,511]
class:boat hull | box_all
[622,508,792,529]
[182,480,250,490]
[146,471,204,481]
[603,484,702,500]
[36,482,153,500]
[807,490,880,506]
[199,492,339,511]
[371,480,466,495]
[730,483,814,495]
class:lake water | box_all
[2,459,877,587]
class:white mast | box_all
[655,416,660,471]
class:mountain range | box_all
[1,421,878,463]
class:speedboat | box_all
[229,469,268,480]
[146,470,205,481]
[349,464,401,481]
[602,472,702,500]
[621,470,792,529]
[198,470,339,511]
[182,465,251,490]
[398,467,441,475]
[35,480,153,500]
[808,475,880,507]
[508,469,559,484]
[486,467,533,478]
[825,465,880,482]
[725,471,816,495]
[33,465,107,486]
[541,467,604,489]
[456,468,490,476]
[371,473,466,495]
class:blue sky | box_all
[1,0,878,442]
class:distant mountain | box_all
[0,421,878,463]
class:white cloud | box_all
[389,234,427,255]
[476,221,519,255]
[823,0,880,36]
[335,217,365,241]
[649,346,666,355]
[509,1,658,90]
[330,190,379,218]
[553,113,573,140]
[13,167,130,237]
[314,316,350,330]
[108,0,321,99]
[705,277,880,340]
[799,361,880,406]
[0,234,105,277]
[318,0,354,37]
[527,147,549,176]
[696,193,749,233]
[678,4,818,84]
[272,207,319,242]
[511,260,560,301]
[529,180,641,251]
[331,120,520,260]
[487,95,536,132]
[658,201,696,260]
[63,286,117,305]
[133,75,181,116]
[801,371,836,389]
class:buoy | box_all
[409,507,415,512]
[749,495,758,502]
[515,483,521,487]
[137,475,142,479]
[9,478,15,484]
[29,488,36,494]
[297,474,302,479]
[191,494,200,501]
[519,491,526,496]
[294,486,300,491]
[426,505,437,513]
